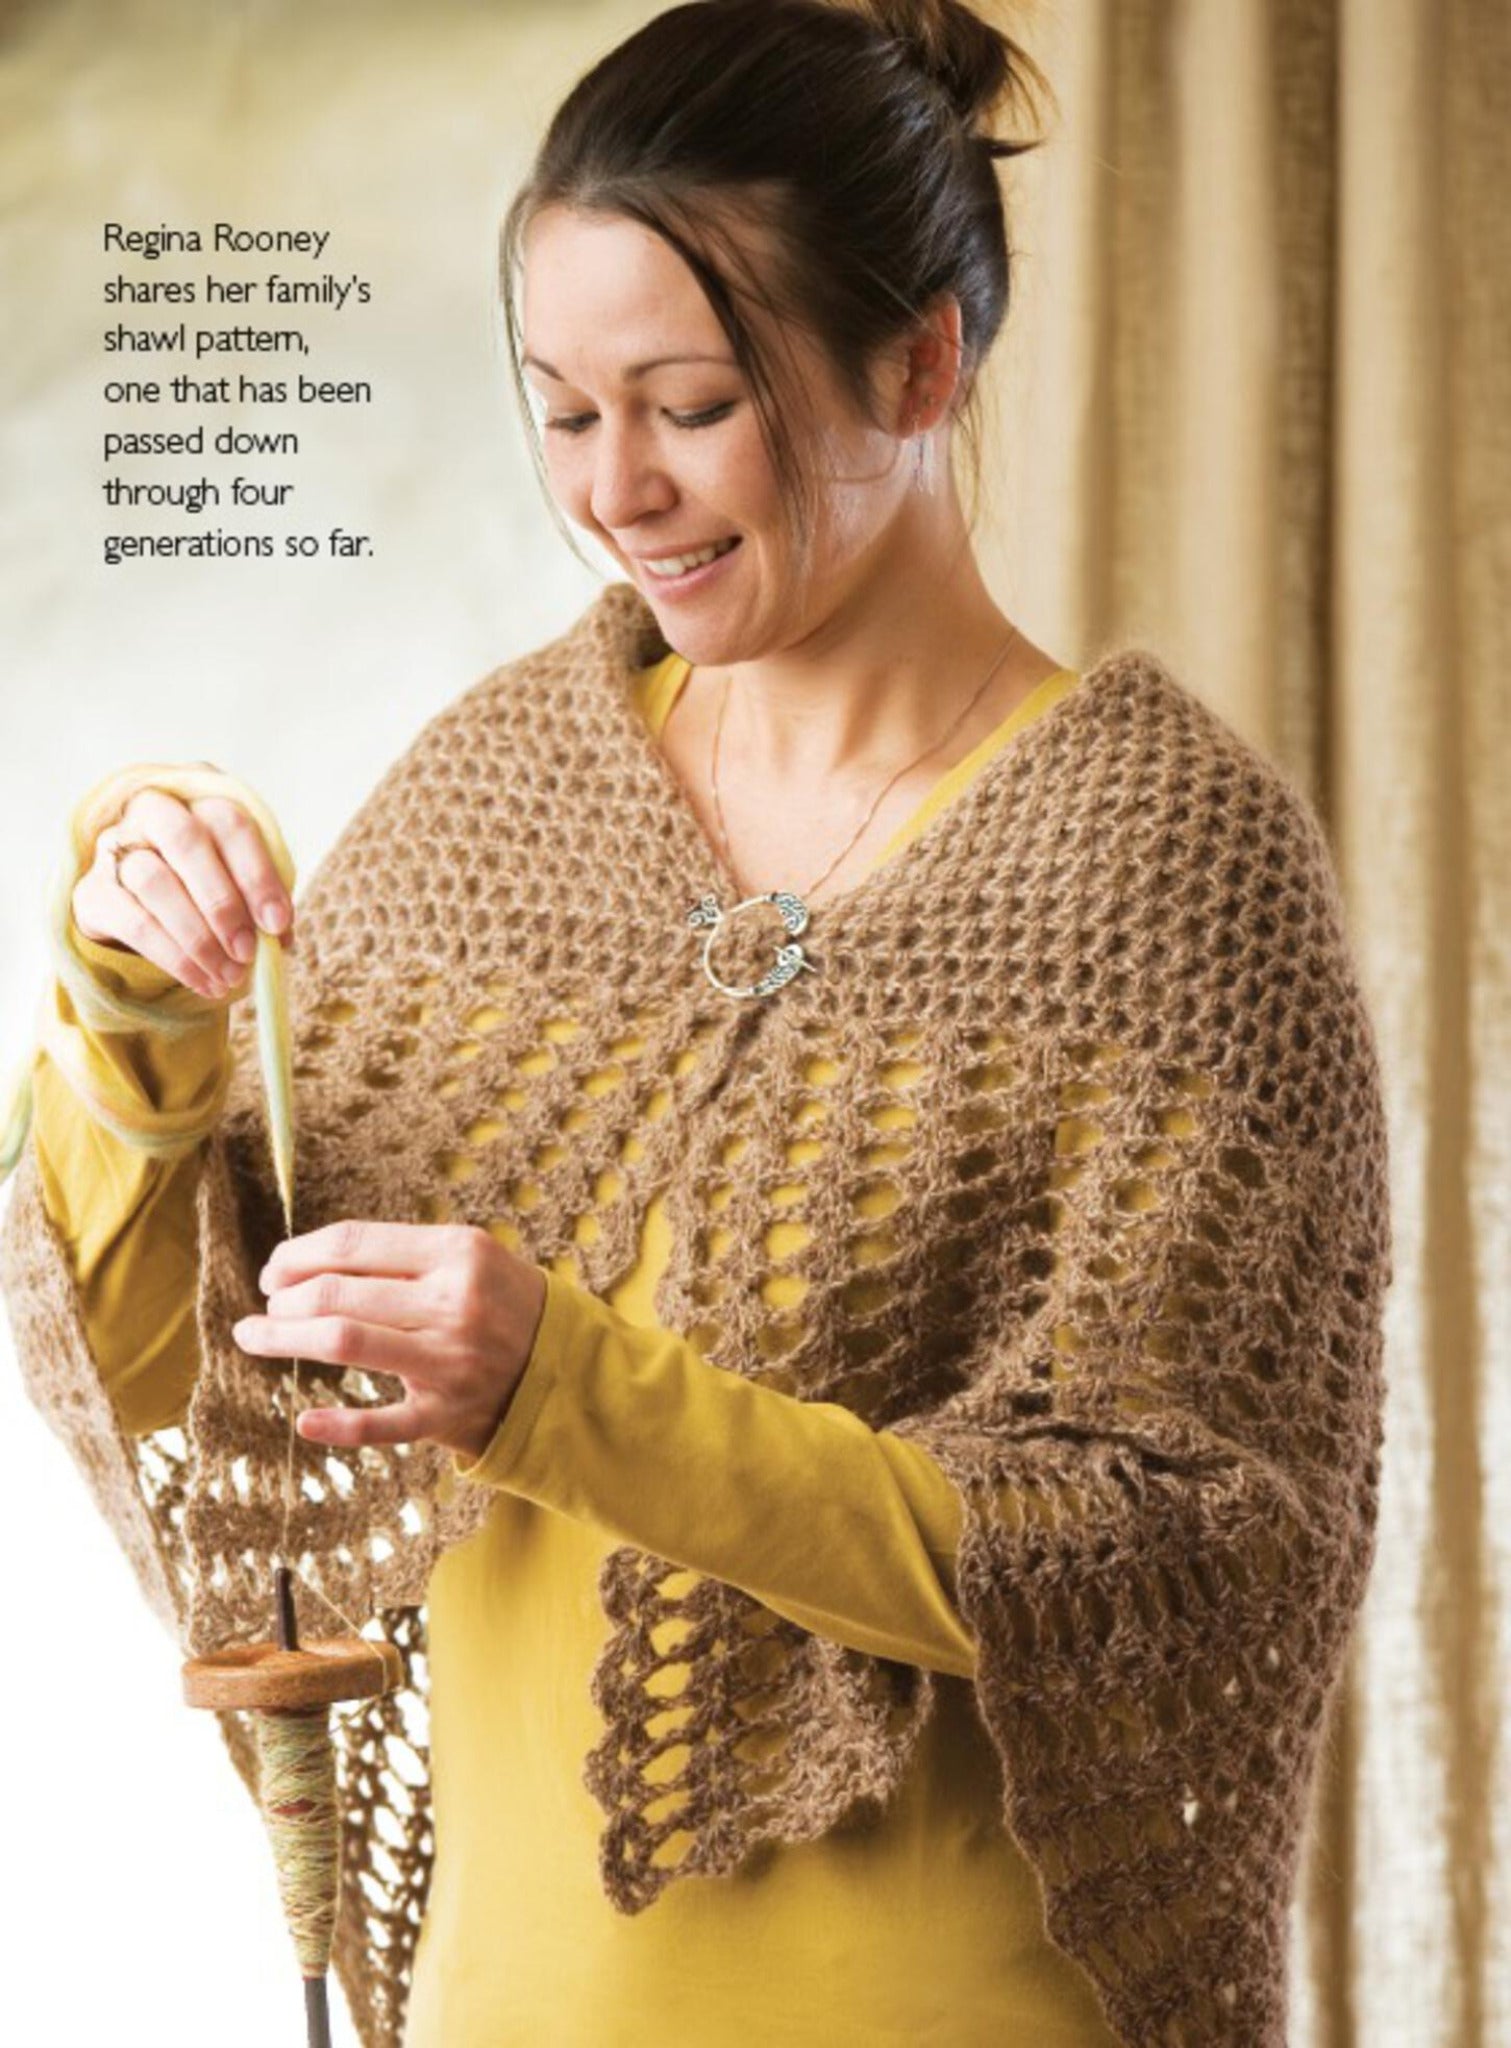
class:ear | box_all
[895,292,966,434]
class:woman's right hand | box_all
[70,784,296,1002]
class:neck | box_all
[696,491,1035,786]
[687,503,1030,790]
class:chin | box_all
[644,607,750,666]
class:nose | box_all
[588,417,676,535]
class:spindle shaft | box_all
[276,1563,299,1652]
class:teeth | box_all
[645,537,737,577]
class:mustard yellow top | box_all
[26,650,1124,2046]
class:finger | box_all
[263,1267,433,1333]
[263,1219,471,1290]
[109,848,249,998]
[298,1396,427,1450]
[125,787,270,972]
[74,853,236,1001]
[188,792,295,940]
[232,1309,423,1379]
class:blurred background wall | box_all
[1,2,1507,2044]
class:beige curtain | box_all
[0,2,1504,2041]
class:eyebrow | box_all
[521,351,736,382]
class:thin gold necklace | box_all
[685,625,1020,1001]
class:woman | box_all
[0,5,1391,2046]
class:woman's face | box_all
[519,204,925,664]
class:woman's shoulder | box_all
[1073,643,1338,865]
[1044,645,1366,1025]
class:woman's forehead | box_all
[516,201,849,419]
[520,214,730,373]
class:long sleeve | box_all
[450,1265,978,1679]
[27,915,234,1436]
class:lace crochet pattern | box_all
[0,581,1392,2047]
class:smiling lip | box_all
[628,537,738,560]
[633,539,743,599]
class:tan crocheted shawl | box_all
[0,580,1392,2047]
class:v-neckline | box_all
[587,582,1112,940]
[629,646,1084,914]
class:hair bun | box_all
[857,0,1016,135]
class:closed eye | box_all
[543,402,737,436]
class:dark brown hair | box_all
[498,0,1057,585]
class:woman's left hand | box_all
[232,1220,549,1462]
